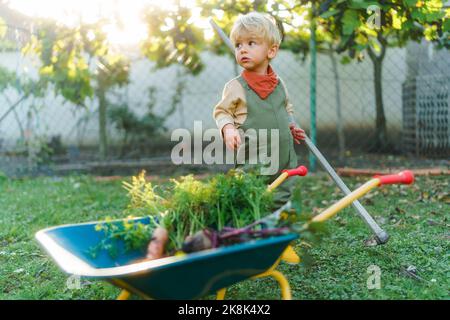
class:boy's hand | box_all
[222,124,241,150]
[289,124,306,144]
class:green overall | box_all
[235,76,299,210]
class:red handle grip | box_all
[282,165,308,177]
[375,170,415,185]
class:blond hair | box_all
[230,12,282,47]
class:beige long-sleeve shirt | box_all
[213,77,296,134]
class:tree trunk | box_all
[329,50,345,162]
[98,87,108,160]
[367,44,389,152]
[373,56,387,150]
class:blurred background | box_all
[0,0,448,177]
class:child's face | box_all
[234,32,278,74]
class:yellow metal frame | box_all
[215,245,299,300]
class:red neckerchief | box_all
[242,65,279,100]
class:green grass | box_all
[0,174,448,300]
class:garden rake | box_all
[209,19,389,245]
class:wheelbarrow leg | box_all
[268,270,291,300]
[216,288,227,300]
[216,271,292,300]
[254,269,292,300]
[117,290,131,300]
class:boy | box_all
[213,12,306,209]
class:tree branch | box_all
[0,94,28,125]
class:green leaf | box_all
[340,55,352,64]
[320,9,340,19]
[349,0,379,9]
[343,9,360,35]
[443,18,450,33]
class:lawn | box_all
[0,173,448,300]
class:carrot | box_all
[145,227,169,260]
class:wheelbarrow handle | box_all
[311,171,415,223]
[282,166,308,177]
[268,165,308,192]
[374,170,414,186]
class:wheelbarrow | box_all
[35,168,414,300]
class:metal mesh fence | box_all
[0,22,449,177]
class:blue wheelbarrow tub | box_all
[36,217,298,299]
